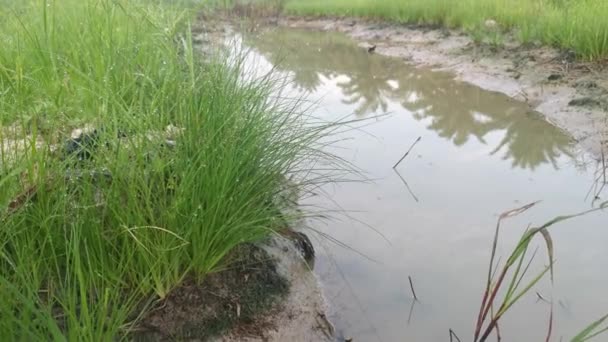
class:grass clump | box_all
[473,201,608,342]
[284,0,608,60]
[0,0,332,339]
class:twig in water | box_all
[586,145,607,203]
[407,300,416,325]
[546,304,554,342]
[536,291,551,304]
[602,147,606,184]
[394,169,419,202]
[393,136,421,169]
[316,312,335,338]
[596,147,607,200]
[408,275,419,302]
[449,329,462,342]
[516,89,529,102]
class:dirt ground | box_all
[215,234,334,342]
[278,16,608,157]
[133,234,332,342]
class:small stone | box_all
[291,231,314,264]
[562,50,576,63]
[165,124,184,140]
[64,127,101,161]
[70,124,96,139]
[484,19,497,29]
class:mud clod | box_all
[568,97,602,108]
[548,73,562,81]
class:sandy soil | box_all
[279,17,608,157]
[215,235,333,342]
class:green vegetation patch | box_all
[0,0,331,339]
[284,0,608,60]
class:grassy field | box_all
[284,0,608,60]
[0,0,334,339]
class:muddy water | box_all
[239,28,607,341]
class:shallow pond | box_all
[237,28,607,341]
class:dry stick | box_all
[596,147,607,198]
[584,171,602,201]
[7,185,38,214]
[449,329,462,342]
[593,147,607,200]
[393,136,421,169]
[407,300,416,325]
[408,275,419,302]
[536,291,551,304]
[586,146,607,202]
[394,169,419,202]
[603,147,606,184]
[584,156,606,200]
[546,305,554,342]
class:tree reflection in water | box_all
[247,29,573,170]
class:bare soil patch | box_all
[132,234,332,342]
[133,243,287,341]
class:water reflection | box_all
[247,29,573,170]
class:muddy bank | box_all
[215,235,333,342]
[278,16,608,156]
[134,234,332,342]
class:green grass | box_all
[0,0,336,339]
[284,0,608,60]
[474,201,608,342]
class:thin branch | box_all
[407,300,416,325]
[536,291,551,304]
[408,275,419,301]
[546,304,554,342]
[393,136,421,169]
[449,329,462,342]
[595,147,607,200]
[394,169,419,202]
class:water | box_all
[238,28,607,341]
